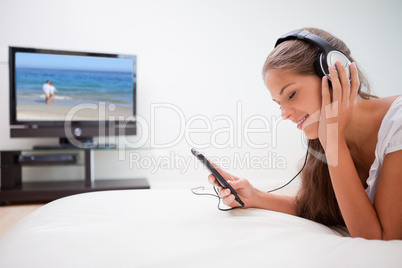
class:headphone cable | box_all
[267,139,310,193]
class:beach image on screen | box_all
[15,52,136,121]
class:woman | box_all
[208,27,402,240]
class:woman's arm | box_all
[326,140,384,239]
[321,62,402,240]
[250,187,298,215]
[372,150,402,239]
[326,140,402,240]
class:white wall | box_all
[0,0,401,190]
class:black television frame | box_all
[9,46,137,147]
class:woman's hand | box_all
[319,61,359,165]
[207,162,255,208]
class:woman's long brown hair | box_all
[262,27,377,226]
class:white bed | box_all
[0,189,401,268]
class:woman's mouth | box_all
[296,115,309,130]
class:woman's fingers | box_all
[335,61,351,104]
[322,75,331,109]
[218,188,231,198]
[349,62,360,103]
[209,175,236,206]
[222,194,235,206]
[210,178,235,205]
[208,174,221,188]
[329,65,341,104]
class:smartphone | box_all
[191,148,244,206]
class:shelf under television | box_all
[0,178,149,204]
[0,149,151,205]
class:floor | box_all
[0,204,44,237]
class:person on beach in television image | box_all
[208,27,402,240]
[49,82,57,104]
[43,80,50,104]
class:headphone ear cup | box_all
[315,51,351,81]
[326,51,351,80]
[315,53,333,90]
[314,53,327,78]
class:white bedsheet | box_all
[0,189,401,268]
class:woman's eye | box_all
[288,91,296,100]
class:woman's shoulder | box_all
[362,95,402,118]
[376,95,402,153]
[358,95,402,149]
[381,95,401,103]
[372,95,401,107]
[380,95,402,118]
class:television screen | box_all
[14,51,136,122]
[9,47,137,142]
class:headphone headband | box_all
[274,29,334,54]
[274,29,351,80]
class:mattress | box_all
[0,189,401,267]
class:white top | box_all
[50,85,57,94]
[365,96,402,203]
[43,83,50,94]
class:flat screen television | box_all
[9,46,137,148]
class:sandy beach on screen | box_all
[16,102,133,121]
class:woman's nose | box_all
[281,105,293,120]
